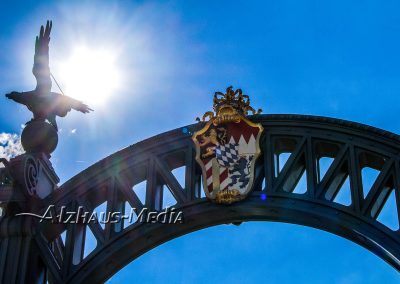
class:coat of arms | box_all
[192,86,263,204]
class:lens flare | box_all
[260,193,267,201]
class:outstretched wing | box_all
[69,97,93,114]
[32,21,52,94]
[5,91,34,104]
[51,93,93,117]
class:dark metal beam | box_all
[3,114,400,283]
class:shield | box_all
[192,87,263,204]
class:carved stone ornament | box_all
[9,153,59,199]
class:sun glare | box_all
[57,46,120,105]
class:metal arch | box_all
[24,114,400,283]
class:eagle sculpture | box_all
[5,21,93,131]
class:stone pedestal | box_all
[0,216,46,284]
[0,152,60,283]
[9,153,59,200]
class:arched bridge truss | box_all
[1,114,400,283]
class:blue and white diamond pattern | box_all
[216,142,239,167]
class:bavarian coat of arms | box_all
[192,87,263,204]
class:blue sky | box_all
[1,0,400,282]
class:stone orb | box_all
[21,120,58,155]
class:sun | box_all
[56,46,120,105]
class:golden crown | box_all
[196,86,262,125]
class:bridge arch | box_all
[34,114,400,283]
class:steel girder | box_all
[6,114,400,283]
